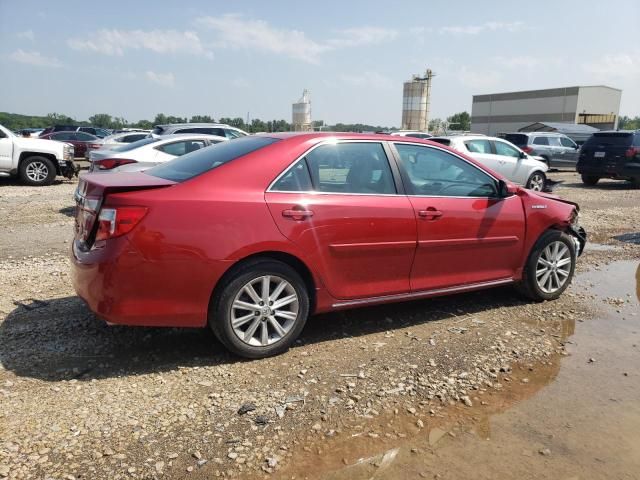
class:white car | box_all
[86,131,151,158]
[389,130,433,139]
[88,134,227,173]
[430,135,548,191]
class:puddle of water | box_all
[614,232,640,245]
[268,261,640,479]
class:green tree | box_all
[250,118,266,133]
[619,115,640,130]
[88,113,113,128]
[190,115,215,123]
[153,114,168,125]
[446,111,471,131]
[134,119,153,129]
[46,112,76,125]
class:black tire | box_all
[209,260,310,359]
[19,156,57,186]
[516,230,576,302]
[525,171,546,191]
[581,174,600,186]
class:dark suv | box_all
[577,131,640,186]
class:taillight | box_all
[625,147,638,158]
[93,158,137,170]
[95,206,147,241]
[521,146,534,154]
[88,143,101,149]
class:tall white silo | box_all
[292,89,312,132]
[401,69,434,131]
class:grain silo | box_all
[401,69,434,131]
[292,89,312,132]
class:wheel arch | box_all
[19,152,60,175]
[210,250,318,314]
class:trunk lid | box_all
[74,172,175,246]
[579,132,634,171]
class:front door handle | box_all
[418,207,443,220]
[282,208,314,221]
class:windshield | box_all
[147,136,280,182]
[0,124,16,138]
[110,137,158,152]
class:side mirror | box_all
[574,144,579,150]
[519,151,527,159]
[498,179,517,197]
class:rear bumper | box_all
[71,237,232,328]
[577,162,640,179]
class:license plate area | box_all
[594,151,606,158]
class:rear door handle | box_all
[418,207,443,220]
[282,208,314,220]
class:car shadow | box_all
[561,180,639,190]
[58,206,76,217]
[0,288,526,382]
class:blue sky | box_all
[1,0,639,126]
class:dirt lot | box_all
[0,171,638,480]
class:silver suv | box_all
[151,123,249,139]
[500,132,579,168]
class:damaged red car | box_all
[71,133,586,358]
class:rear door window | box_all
[303,142,396,195]
[52,132,74,141]
[157,140,207,156]
[547,136,562,147]
[533,137,549,145]
[465,139,492,154]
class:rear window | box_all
[583,132,634,148]
[503,134,528,146]
[429,138,451,146]
[147,136,280,182]
[111,137,159,152]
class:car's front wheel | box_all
[19,156,57,186]
[517,230,576,301]
[209,260,310,358]
[525,171,546,191]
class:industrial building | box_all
[401,69,434,131]
[471,85,622,136]
[292,89,312,132]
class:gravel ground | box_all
[0,171,638,479]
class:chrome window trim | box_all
[266,139,402,196]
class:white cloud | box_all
[328,27,397,47]
[68,29,213,59]
[9,49,62,68]
[583,53,640,78]
[492,55,563,70]
[196,15,397,63]
[338,71,393,89]
[196,14,328,63]
[17,30,35,41]
[458,66,502,89]
[440,21,523,35]
[145,71,175,87]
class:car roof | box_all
[153,134,227,143]
[157,123,233,128]
[508,132,565,136]
[431,134,490,141]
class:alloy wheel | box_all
[26,161,49,183]
[529,173,545,191]
[535,241,572,294]
[230,275,299,347]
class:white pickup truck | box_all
[0,123,77,186]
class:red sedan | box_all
[71,133,586,358]
[42,131,101,158]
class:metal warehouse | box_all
[471,85,622,136]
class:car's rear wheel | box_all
[517,230,576,301]
[525,171,546,191]
[209,260,309,358]
[19,156,56,186]
[581,174,600,186]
